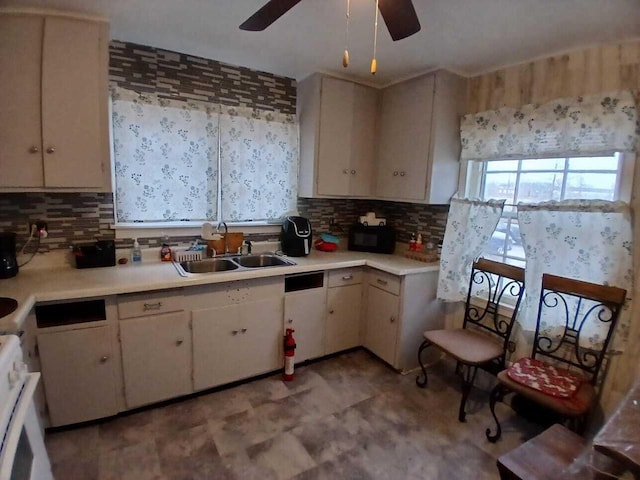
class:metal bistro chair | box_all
[486,273,627,443]
[416,258,525,422]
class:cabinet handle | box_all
[143,302,163,311]
[400,171,406,177]
[376,278,388,286]
[390,316,396,323]
[329,309,334,314]
[342,275,353,281]
[29,146,39,153]
[46,147,55,154]
[350,170,356,175]
[241,328,247,334]
[176,338,184,346]
[342,169,349,174]
[100,355,109,363]
[393,171,399,177]
[287,319,293,324]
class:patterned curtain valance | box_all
[460,91,639,162]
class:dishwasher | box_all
[283,271,326,364]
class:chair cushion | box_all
[506,357,584,398]
[497,369,595,417]
[424,328,504,365]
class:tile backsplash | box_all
[298,198,449,247]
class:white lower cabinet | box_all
[37,325,119,427]
[284,289,326,362]
[192,298,283,391]
[326,268,363,355]
[364,269,442,372]
[120,311,192,408]
[364,286,400,365]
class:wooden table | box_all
[593,380,640,474]
[498,424,626,480]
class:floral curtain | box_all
[219,106,298,221]
[437,198,506,302]
[111,87,219,222]
[518,200,633,349]
[460,91,638,161]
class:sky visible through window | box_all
[480,154,621,267]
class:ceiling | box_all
[2,0,639,85]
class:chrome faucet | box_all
[216,221,228,253]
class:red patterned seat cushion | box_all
[506,357,584,398]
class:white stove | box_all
[0,335,52,480]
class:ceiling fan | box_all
[239,0,421,42]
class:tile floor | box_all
[45,350,543,479]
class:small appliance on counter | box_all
[72,240,116,269]
[348,223,396,254]
[0,232,18,279]
[281,216,312,256]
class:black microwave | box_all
[348,224,396,254]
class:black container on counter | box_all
[73,240,116,269]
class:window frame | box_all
[462,152,634,266]
[108,95,297,238]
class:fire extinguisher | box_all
[283,328,296,381]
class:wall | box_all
[0,38,451,252]
[465,39,640,422]
[0,40,298,252]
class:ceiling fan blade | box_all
[378,0,421,41]
[239,0,303,31]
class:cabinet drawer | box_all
[118,289,184,319]
[328,268,363,287]
[368,270,401,295]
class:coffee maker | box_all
[0,232,18,279]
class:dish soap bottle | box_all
[131,238,142,264]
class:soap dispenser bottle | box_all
[131,238,142,263]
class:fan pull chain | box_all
[343,0,350,67]
[371,0,379,74]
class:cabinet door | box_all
[37,326,118,427]
[317,77,354,195]
[192,298,283,390]
[284,289,326,362]
[326,283,362,354]
[376,75,434,200]
[365,286,400,365]
[120,312,192,408]
[41,17,107,188]
[349,84,377,197]
[0,15,44,187]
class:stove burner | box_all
[0,298,18,319]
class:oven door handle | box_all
[0,372,40,479]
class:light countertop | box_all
[0,250,439,332]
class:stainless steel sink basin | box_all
[179,258,239,274]
[174,252,295,276]
[231,254,294,268]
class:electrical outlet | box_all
[29,221,48,238]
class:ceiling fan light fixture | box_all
[343,0,350,68]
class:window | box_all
[466,153,627,267]
[110,87,298,228]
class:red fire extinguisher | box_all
[283,328,296,381]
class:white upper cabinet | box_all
[0,11,110,190]
[375,70,467,203]
[298,70,466,204]
[298,74,378,198]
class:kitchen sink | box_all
[174,252,295,276]
[179,258,239,274]
[231,254,294,268]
